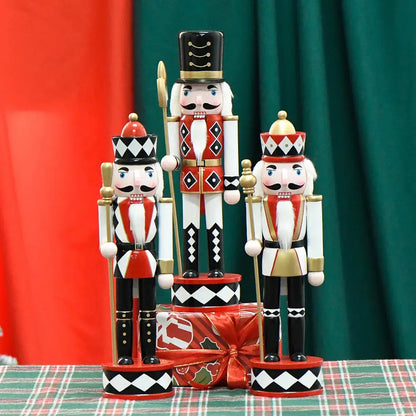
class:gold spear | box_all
[97,162,117,363]
[240,159,264,361]
[157,61,183,276]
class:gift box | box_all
[156,304,262,389]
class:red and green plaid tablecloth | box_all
[0,360,415,415]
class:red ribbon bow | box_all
[158,309,260,389]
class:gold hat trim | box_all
[180,70,223,80]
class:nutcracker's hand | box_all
[161,155,178,172]
[224,189,240,205]
[308,271,325,286]
[158,274,174,289]
[245,239,262,257]
[100,242,117,258]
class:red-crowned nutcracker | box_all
[244,111,324,362]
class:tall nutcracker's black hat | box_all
[177,31,224,83]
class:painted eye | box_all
[148,171,154,178]
[267,170,274,176]
[295,169,302,175]
[211,90,217,96]
[184,90,189,97]
[119,172,126,178]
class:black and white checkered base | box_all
[102,360,174,400]
[171,273,241,311]
[250,356,323,397]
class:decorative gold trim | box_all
[307,257,324,272]
[247,196,262,203]
[180,70,223,79]
[263,197,277,241]
[306,195,323,202]
[271,249,302,277]
[167,116,180,122]
[293,196,305,240]
[158,197,173,203]
[223,115,239,121]
[182,159,222,167]
[158,260,174,274]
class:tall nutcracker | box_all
[243,111,325,397]
[161,31,240,279]
[98,113,174,400]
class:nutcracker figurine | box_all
[241,111,324,397]
[98,113,174,400]
[159,31,241,310]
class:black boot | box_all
[116,279,134,365]
[140,311,160,365]
[287,276,306,362]
[207,224,224,277]
[116,312,134,365]
[263,276,281,361]
[288,313,306,362]
[183,224,199,277]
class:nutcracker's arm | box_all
[223,116,240,204]
[306,195,324,286]
[157,198,174,289]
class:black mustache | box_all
[264,183,303,191]
[182,103,196,110]
[203,103,220,110]
[181,103,220,110]
[140,185,156,192]
[265,183,281,190]
[116,185,134,192]
[115,185,156,193]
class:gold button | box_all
[122,324,126,328]
[147,331,151,335]
[146,313,150,318]
[147,323,151,327]
[123,340,127,344]
[147,339,151,343]
[123,332,127,336]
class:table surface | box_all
[0,360,415,415]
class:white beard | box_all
[190,119,207,162]
[276,200,295,251]
[129,203,145,246]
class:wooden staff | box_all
[157,60,182,276]
[240,159,264,361]
[98,162,117,363]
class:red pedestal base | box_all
[250,356,323,397]
[102,360,174,400]
[171,273,241,311]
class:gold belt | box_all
[182,159,222,167]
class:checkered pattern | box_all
[103,368,172,396]
[251,365,323,393]
[260,133,306,158]
[0,361,415,415]
[112,135,157,160]
[171,282,240,308]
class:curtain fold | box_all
[0,0,133,364]
[133,0,416,360]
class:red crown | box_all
[260,111,306,162]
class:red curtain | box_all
[0,1,133,364]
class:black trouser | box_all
[263,275,305,358]
[116,278,157,364]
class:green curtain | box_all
[132,0,416,360]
